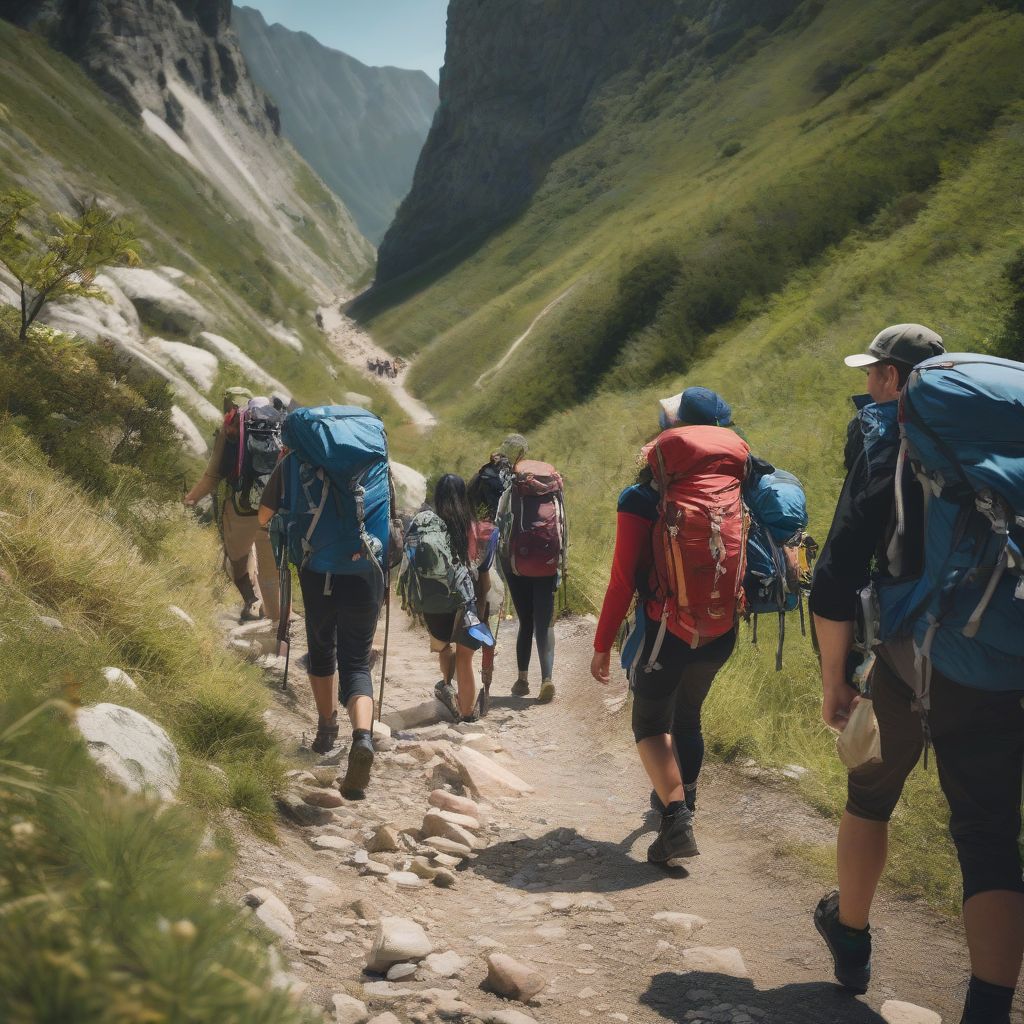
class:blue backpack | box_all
[878,354,1024,693]
[273,406,391,595]
[743,462,810,670]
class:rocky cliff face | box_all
[375,0,803,284]
[234,6,438,244]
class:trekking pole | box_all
[376,569,391,727]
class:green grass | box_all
[378,3,1024,915]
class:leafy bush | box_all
[994,247,1024,361]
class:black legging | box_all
[501,557,557,679]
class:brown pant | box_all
[221,500,280,620]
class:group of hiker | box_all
[368,357,402,378]
[184,321,1023,1024]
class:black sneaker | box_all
[650,785,697,815]
[311,712,339,754]
[814,890,871,994]
[511,678,530,696]
[340,732,374,800]
[647,805,699,863]
[434,679,460,722]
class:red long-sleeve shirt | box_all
[594,508,654,653]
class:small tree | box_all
[0,190,139,340]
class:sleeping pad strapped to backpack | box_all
[878,353,1024,694]
[272,406,390,597]
[643,426,749,667]
[743,461,810,670]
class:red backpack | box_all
[644,426,749,658]
[506,460,565,577]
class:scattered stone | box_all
[387,963,419,981]
[367,917,434,972]
[388,870,426,888]
[277,793,333,826]
[167,604,195,627]
[333,993,369,1024]
[433,869,457,889]
[371,720,393,740]
[425,807,482,832]
[304,788,345,809]
[312,835,356,853]
[428,789,482,819]
[578,988,599,999]
[422,811,483,849]
[75,703,180,800]
[462,733,503,753]
[363,982,416,998]
[433,852,462,869]
[481,1011,537,1024]
[367,1013,403,1024]
[652,911,708,938]
[485,953,547,1003]
[368,825,401,853]
[424,837,474,858]
[446,747,534,800]
[880,1001,942,1024]
[304,875,342,899]
[242,888,295,943]
[678,947,748,979]
[534,924,567,940]
[101,666,138,691]
[364,860,391,877]
[310,766,339,786]
[424,951,469,978]
[37,614,65,630]
[409,857,439,881]
[383,700,449,731]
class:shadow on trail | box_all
[465,824,692,894]
[643,971,887,1024]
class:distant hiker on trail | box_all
[809,325,1024,1023]
[259,405,394,801]
[495,435,566,705]
[315,311,324,330]
[183,386,282,624]
[398,474,496,724]
[591,389,747,865]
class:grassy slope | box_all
[375,3,1024,913]
[0,20,401,424]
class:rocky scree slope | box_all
[0,0,373,297]
[235,5,438,245]
[374,0,803,283]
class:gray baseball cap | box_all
[844,323,945,369]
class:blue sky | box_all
[241,1,449,80]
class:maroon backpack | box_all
[506,460,565,577]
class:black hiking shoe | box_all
[434,679,460,722]
[650,790,665,814]
[650,785,697,815]
[647,804,699,863]
[814,890,871,994]
[311,712,339,755]
[511,678,530,697]
[340,731,374,800]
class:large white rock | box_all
[170,405,210,457]
[366,917,433,972]
[677,947,748,979]
[880,1001,942,1024]
[268,321,304,353]
[333,993,369,1024]
[101,667,139,692]
[106,267,211,332]
[382,700,448,731]
[390,461,427,512]
[242,887,296,943]
[445,746,534,800]
[195,332,291,399]
[151,338,219,392]
[652,911,707,938]
[75,703,180,800]
[423,951,469,978]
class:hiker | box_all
[183,387,281,624]
[400,474,496,723]
[258,405,393,799]
[809,325,1024,1023]
[495,436,566,704]
[590,389,748,864]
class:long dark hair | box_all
[433,473,473,565]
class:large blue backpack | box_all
[878,354,1024,693]
[274,406,391,595]
[743,462,810,670]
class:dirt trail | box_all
[320,303,437,430]
[227,602,1009,1024]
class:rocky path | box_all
[320,304,437,430]
[225,605,1007,1024]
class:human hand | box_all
[590,649,611,685]
[822,681,861,732]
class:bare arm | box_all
[814,614,860,731]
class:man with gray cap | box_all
[809,325,1024,1024]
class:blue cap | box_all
[678,387,732,427]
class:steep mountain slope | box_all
[234,5,438,244]
[0,15,400,455]
[0,0,372,298]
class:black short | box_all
[299,570,381,705]
[423,610,482,651]
[631,626,736,742]
[847,644,1024,901]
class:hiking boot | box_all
[340,731,374,800]
[650,785,696,815]
[434,679,460,722]
[647,804,700,863]
[511,678,530,697]
[538,680,556,704]
[239,600,264,622]
[311,712,339,755]
[814,890,871,994]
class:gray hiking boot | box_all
[511,678,530,697]
[813,890,871,994]
[340,731,374,800]
[647,805,699,863]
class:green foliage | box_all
[0,189,139,339]
[994,248,1024,361]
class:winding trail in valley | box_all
[226,600,1002,1024]
[321,303,437,430]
